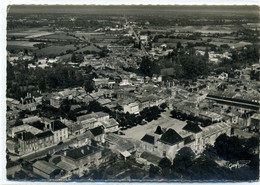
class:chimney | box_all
[81,149,84,154]
[64,151,67,156]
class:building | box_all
[206,92,260,112]
[137,151,161,170]
[6,110,19,122]
[140,134,157,153]
[123,102,140,114]
[32,160,62,179]
[92,78,109,88]
[35,131,54,149]
[201,121,232,147]
[87,126,105,143]
[157,128,184,160]
[19,93,37,111]
[199,112,224,123]
[6,161,21,179]
[101,118,119,133]
[50,121,69,143]
[249,113,260,131]
[182,122,203,153]
[50,95,62,108]
[17,132,38,155]
[61,145,102,175]
[137,97,150,111]
[77,112,109,130]
[6,98,20,110]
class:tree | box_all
[14,120,23,126]
[201,144,217,159]
[7,61,15,81]
[159,157,172,169]
[177,42,182,49]
[23,49,28,55]
[71,173,80,180]
[71,53,77,62]
[214,134,244,160]
[84,80,95,93]
[160,103,168,110]
[139,57,158,77]
[244,137,258,155]
[172,147,195,174]
[149,164,160,178]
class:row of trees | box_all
[139,46,210,79]
[7,61,97,100]
[171,109,214,127]
[218,44,259,72]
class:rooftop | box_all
[140,151,161,164]
[51,120,67,131]
[21,131,37,141]
[159,128,183,146]
[65,145,100,160]
[32,160,60,175]
[184,135,195,145]
[35,131,53,139]
[182,122,202,134]
[141,134,155,145]
[90,126,104,136]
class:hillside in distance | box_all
[8,5,259,18]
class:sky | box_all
[3,0,260,5]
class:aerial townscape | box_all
[5,5,260,181]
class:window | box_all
[163,151,166,157]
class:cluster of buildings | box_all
[6,14,260,180]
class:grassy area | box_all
[7,27,53,39]
[7,41,42,47]
[35,45,76,56]
[75,45,101,53]
[36,33,77,41]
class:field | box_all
[59,53,72,62]
[36,33,77,41]
[209,41,252,48]
[7,27,53,39]
[35,45,76,56]
[168,25,240,34]
[75,31,117,40]
[7,41,42,51]
[75,44,101,53]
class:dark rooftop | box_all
[35,131,53,139]
[65,145,100,160]
[30,121,45,131]
[184,135,195,145]
[51,120,67,131]
[6,161,20,169]
[141,134,155,145]
[154,126,163,135]
[90,126,104,137]
[140,151,161,164]
[159,128,183,145]
[18,132,36,141]
[183,122,202,133]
